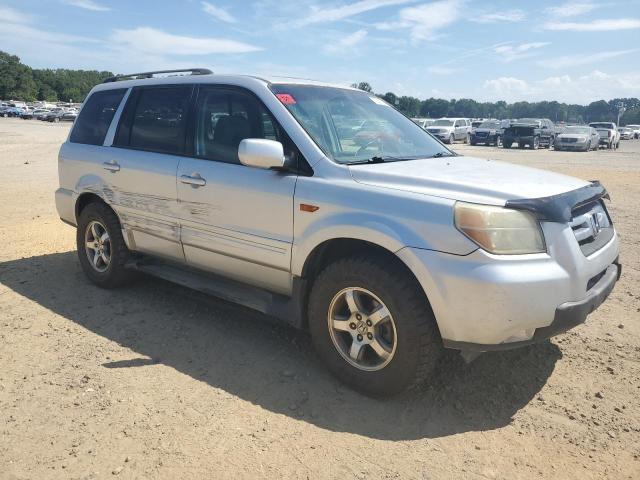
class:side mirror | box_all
[238,139,286,170]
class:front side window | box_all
[269,84,451,164]
[128,86,192,154]
[194,88,281,164]
[70,88,126,145]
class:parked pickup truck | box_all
[503,118,556,149]
[589,122,620,149]
[55,69,621,396]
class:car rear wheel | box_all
[503,140,512,148]
[77,202,135,289]
[308,256,442,397]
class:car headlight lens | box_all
[454,202,546,254]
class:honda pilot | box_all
[55,69,621,396]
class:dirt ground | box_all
[0,117,638,480]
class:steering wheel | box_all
[355,137,383,157]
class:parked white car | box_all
[624,124,640,139]
[55,69,621,396]
[411,117,434,129]
[589,122,620,149]
[555,126,600,151]
[426,118,471,144]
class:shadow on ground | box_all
[0,251,561,440]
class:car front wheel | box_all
[308,256,442,396]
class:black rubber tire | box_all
[308,256,443,397]
[470,139,476,146]
[76,202,134,289]
[531,137,539,150]
[503,141,512,149]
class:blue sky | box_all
[1,0,640,104]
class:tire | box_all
[308,256,442,397]
[76,202,134,289]
[470,139,476,146]
[607,141,612,150]
[503,140,512,149]
[530,137,540,150]
[548,136,554,149]
[447,134,454,144]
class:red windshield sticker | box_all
[276,93,296,105]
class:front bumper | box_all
[471,133,499,143]
[443,261,620,352]
[397,222,620,349]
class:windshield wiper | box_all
[427,151,457,158]
[345,155,402,165]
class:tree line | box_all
[0,51,112,104]
[352,81,640,125]
[1,50,638,125]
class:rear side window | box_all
[69,89,126,145]
[118,86,192,155]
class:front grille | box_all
[475,132,488,137]
[569,200,614,256]
[561,137,578,143]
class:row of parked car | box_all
[0,102,79,123]
[411,117,640,151]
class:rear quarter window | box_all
[69,89,126,145]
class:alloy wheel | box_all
[84,220,111,273]
[327,287,397,371]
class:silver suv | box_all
[56,69,621,396]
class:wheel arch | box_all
[296,237,436,332]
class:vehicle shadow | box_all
[0,251,561,440]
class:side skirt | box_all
[125,256,306,329]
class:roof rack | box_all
[102,68,213,83]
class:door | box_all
[109,84,194,262]
[454,120,464,140]
[176,86,297,294]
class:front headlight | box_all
[454,202,546,255]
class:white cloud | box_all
[63,0,110,12]
[541,49,639,68]
[482,70,640,103]
[494,42,549,62]
[544,18,640,31]
[544,1,599,18]
[324,28,368,53]
[376,0,463,42]
[292,0,413,27]
[201,1,236,23]
[0,22,100,46]
[109,27,262,55]
[0,5,34,23]
[472,10,525,23]
[484,77,533,97]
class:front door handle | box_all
[180,174,206,187]
[103,161,120,172]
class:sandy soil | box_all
[0,118,638,480]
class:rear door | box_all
[109,84,194,262]
[176,85,297,294]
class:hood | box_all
[349,155,589,205]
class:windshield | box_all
[269,85,451,163]
[479,121,500,128]
[590,123,613,129]
[432,119,454,126]
[564,127,590,134]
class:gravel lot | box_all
[1,118,638,479]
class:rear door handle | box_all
[180,174,206,187]
[103,161,120,172]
